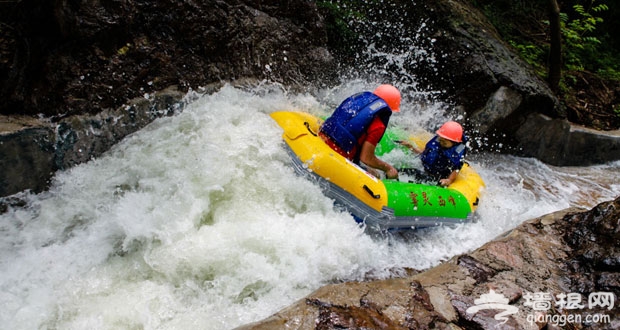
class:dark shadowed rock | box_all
[0,125,55,196]
[0,0,338,197]
[0,86,184,197]
[515,113,620,166]
[0,0,336,118]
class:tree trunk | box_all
[548,0,562,94]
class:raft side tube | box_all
[271,111,388,212]
[283,143,468,231]
[383,180,472,219]
[271,111,322,140]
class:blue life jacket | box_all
[320,92,392,153]
[421,135,468,179]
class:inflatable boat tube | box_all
[271,111,485,231]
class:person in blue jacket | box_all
[319,84,401,179]
[398,121,468,186]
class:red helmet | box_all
[373,84,401,112]
[436,121,463,142]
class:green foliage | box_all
[316,1,365,53]
[564,1,620,86]
[508,40,547,77]
[614,103,620,120]
[561,2,607,72]
[471,0,620,83]
[597,67,620,81]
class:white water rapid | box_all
[1,83,619,329]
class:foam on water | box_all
[1,84,619,329]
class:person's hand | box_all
[398,140,413,148]
[366,167,380,178]
[385,166,398,179]
[397,140,420,153]
[440,170,458,187]
[439,178,452,187]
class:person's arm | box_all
[398,140,423,154]
[439,169,459,187]
[359,141,398,179]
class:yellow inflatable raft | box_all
[271,111,485,231]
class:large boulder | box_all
[0,87,184,197]
[338,0,620,166]
[415,0,620,166]
[515,113,620,166]
[236,196,620,330]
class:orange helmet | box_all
[373,84,401,112]
[436,121,463,142]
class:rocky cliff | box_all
[1,0,619,197]
[0,0,336,197]
[236,196,620,330]
[0,0,335,118]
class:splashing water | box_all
[2,3,618,328]
[1,84,618,329]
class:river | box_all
[0,82,619,329]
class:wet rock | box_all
[0,126,55,196]
[0,87,184,197]
[515,113,620,166]
[344,1,619,166]
[0,0,336,118]
[457,255,496,284]
[53,86,185,169]
[308,298,407,330]
[470,86,523,135]
[561,199,620,293]
[236,197,620,330]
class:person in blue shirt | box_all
[398,121,468,186]
[319,84,402,179]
